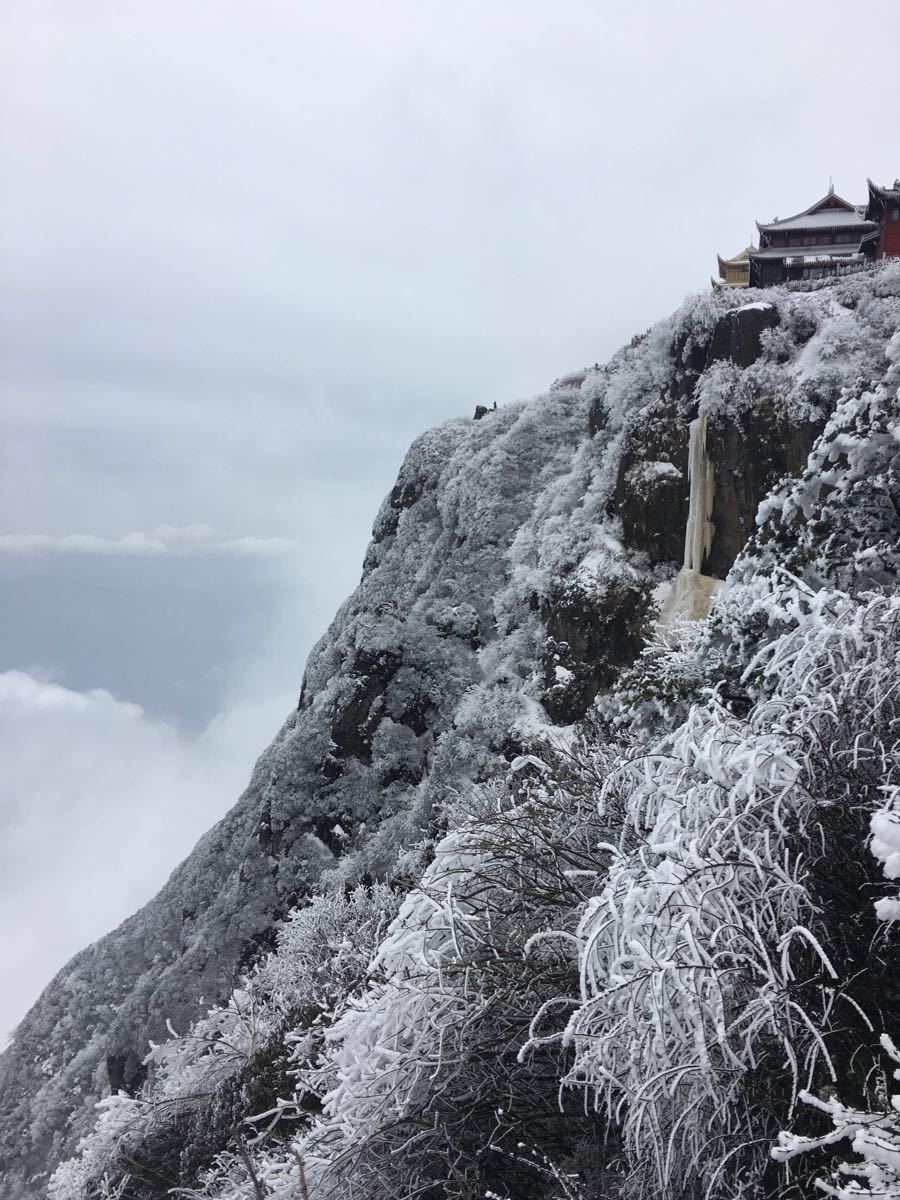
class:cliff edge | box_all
[3,262,899,1199]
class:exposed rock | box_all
[616,304,816,586]
[329,647,403,760]
[541,580,648,723]
[104,1051,143,1098]
[707,301,780,369]
[668,299,778,407]
[588,389,609,437]
[370,476,432,547]
[613,402,690,564]
[703,404,822,578]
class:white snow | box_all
[625,459,682,490]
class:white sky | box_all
[1,0,898,1038]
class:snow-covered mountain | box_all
[2,263,899,1199]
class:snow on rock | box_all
[625,459,683,490]
[737,300,775,313]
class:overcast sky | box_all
[1,0,898,1040]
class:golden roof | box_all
[716,245,756,271]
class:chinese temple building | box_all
[712,245,755,289]
[747,187,877,287]
[865,179,900,260]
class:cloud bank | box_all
[0,668,294,1046]
[0,524,297,557]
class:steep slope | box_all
[2,262,899,1198]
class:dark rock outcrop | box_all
[704,405,822,578]
[615,300,816,584]
[330,647,403,760]
[613,403,690,565]
[541,580,648,724]
[707,301,780,368]
[669,298,779,407]
[370,474,434,547]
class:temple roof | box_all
[866,178,900,221]
[716,245,755,269]
[757,188,876,234]
[868,178,900,203]
[750,243,866,260]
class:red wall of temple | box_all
[878,209,900,258]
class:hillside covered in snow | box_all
[2,262,900,1199]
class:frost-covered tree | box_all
[49,886,400,1199]
[296,752,626,1200]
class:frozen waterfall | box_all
[683,411,715,573]
[659,412,723,624]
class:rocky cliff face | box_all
[2,263,899,1198]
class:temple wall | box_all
[879,210,900,259]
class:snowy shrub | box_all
[870,793,900,923]
[558,583,900,1198]
[296,754,622,1200]
[602,617,715,740]
[49,886,400,1199]
[561,705,822,1196]
[759,321,795,364]
[48,1093,147,1200]
[750,336,900,595]
[771,777,900,1197]
[772,1034,900,1199]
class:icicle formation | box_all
[683,411,715,572]
[659,411,721,624]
